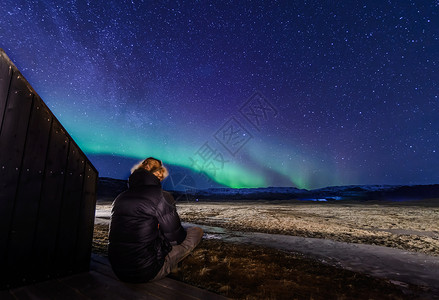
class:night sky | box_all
[1,0,438,189]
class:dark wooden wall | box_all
[0,49,98,289]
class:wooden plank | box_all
[60,271,162,300]
[91,255,229,300]
[32,120,69,278]
[75,162,98,272]
[10,279,87,300]
[0,289,15,300]
[0,49,100,289]
[0,70,33,289]
[6,96,53,285]
[5,254,227,300]
[155,277,228,300]
[89,261,197,300]
[126,281,201,300]
[0,50,13,131]
[55,141,86,275]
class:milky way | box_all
[1,0,438,189]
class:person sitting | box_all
[108,157,203,282]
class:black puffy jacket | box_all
[108,168,187,282]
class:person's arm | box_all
[156,191,187,244]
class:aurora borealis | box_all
[1,1,438,189]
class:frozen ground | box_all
[177,200,439,256]
[184,222,439,292]
[95,199,439,294]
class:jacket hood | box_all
[128,168,161,188]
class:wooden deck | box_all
[2,254,229,299]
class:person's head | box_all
[131,157,168,181]
[152,166,168,181]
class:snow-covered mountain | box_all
[97,177,439,202]
[171,184,439,201]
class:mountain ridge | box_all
[97,177,439,202]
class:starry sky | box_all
[1,0,438,189]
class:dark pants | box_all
[152,227,203,281]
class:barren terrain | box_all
[176,200,439,256]
[94,198,439,299]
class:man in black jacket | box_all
[108,157,203,282]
